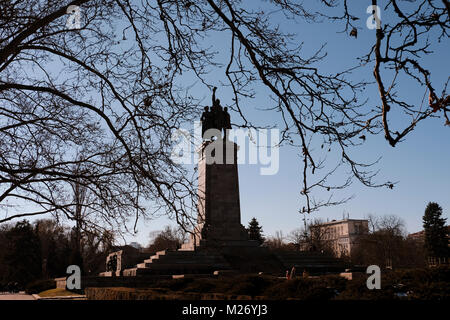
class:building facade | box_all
[310,219,369,257]
[407,226,450,245]
[408,226,450,266]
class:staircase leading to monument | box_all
[118,247,347,277]
[122,249,232,276]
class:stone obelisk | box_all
[198,139,249,244]
[181,90,255,250]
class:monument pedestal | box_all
[181,139,253,251]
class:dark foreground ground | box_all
[84,266,449,300]
[0,293,35,300]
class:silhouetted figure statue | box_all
[200,87,232,140]
[222,107,231,139]
[212,86,217,106]
[201,106,212,137]
[211,87,223,131]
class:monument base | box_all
[118,245,347,276]
[180,239,259,251]
[180,222,251,251]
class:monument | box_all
[181,87,252,250]
[104,87,346,277]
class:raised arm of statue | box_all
[212,86,217,106]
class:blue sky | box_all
[123,1,449,246]
[3,1,448,247]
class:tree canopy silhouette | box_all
[0,1,448,233]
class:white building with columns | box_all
[310,219,369,257]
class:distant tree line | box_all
[0,218,114,289]
[350,215,426,268]
[255,202,448,269]
[146,225,188,253]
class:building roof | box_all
[408,226,450,238]
[315,218,368,226]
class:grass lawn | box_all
[37,288,83,298]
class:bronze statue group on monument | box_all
[201,87,232,140]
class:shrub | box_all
[152,278,194,291]
[336,267,450,300]
[87,267,449,300]
[183,278,218,293]
[25,279,56,294]
[225,275,277,296]
[335,277,395,300]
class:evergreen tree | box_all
[247,217,265,245]
[4,220,42,287]
[423,202,448,258]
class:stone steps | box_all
[279,258,344,262]
[138,258,226,268]
[136,263,229,270]
[279,259,342,264]
[142,250,209,263]
[152,251,226,260]
[123,249,232,276]
[122,248,346,276]
[124,264,229,276]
